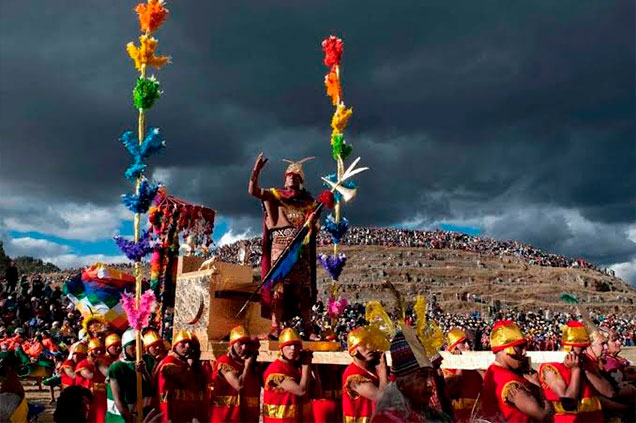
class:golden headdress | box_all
[71,342,88,355]
[88,338,103,351]
[283,157,315,182]
[229,325,250,346]
[347,327,368,356]
[278,328,302,349]
[105,333,121,349]
[143,330,162,348]
[447,328,467,352]
[561,321,590,350]
[172,329,194,347]
[490,320,526,354]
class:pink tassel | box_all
[120,290,156,330]
[328,296,348,318]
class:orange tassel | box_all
[126,35,170,71]
[135,0,169,34]
[324,71,341,106]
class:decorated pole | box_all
[115,1,169,421]
[320,35,357,325]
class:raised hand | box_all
[253,152,268,173]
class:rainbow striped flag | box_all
[63,263,135,331]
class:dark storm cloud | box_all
[1,1,634,272]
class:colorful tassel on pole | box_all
[126,35,171,71]
[135,0,169,34]
[121,289,156,331]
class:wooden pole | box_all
[133,62,147,423]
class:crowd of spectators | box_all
[214,227,609,274]
[308,298,636,352]
[0,263,81,347]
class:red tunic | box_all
[209,354,260,423]
[442,368,482,423]
[263,359,311,423]
[538,362,603,423]
[60,359,76,389]
[342,363,379,423]
[157,354,207,423]
[481,363,539,423]
[75,358,108,423]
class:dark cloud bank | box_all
[0,1,634,281]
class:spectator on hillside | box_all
[4,260,18,293]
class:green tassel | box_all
[133,76,162,110]
[331,133,353,161]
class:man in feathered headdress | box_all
[371,326,450,423]
[249,153,319,339]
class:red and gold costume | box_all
[263,329,311,423]
[342,363,378,423]
[156,330,206,423]
[342,327,379,423]
[442,329,482,423]
[61,342,88,389]
[256,159,318,325]
[481,321,541,423]
[538,321,603,423]
[209,326,260,423]
[75,339,107,423]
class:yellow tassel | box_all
[414,296,444,357]
[331,103,353,133]
[365,300,394,339]
[127,35,171,71]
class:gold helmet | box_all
[71,342,88,355]
[561,321,590,351]
[229,326,250,346]
[347,327,368,356]
[447,329,467,352]
[105,333,121,349]
[490,320,526,354]
[172,330,194,347]
[88,338,103,352]
[143,330,162,349]
[278,328,302,349]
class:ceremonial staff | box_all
[115,1,169,421]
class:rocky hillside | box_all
[315,245,636,314]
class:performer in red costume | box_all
[60,342,88,389]
[209,325,260,423]
[249,153,319,339]
[263,328,315,423]
[481,320,553,423]
[156,330,207,423]
[442,328,483,423]
[342,327,388,423]
[538,321,604,423]
[76,338,109,423]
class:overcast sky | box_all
[1,1,634,284]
